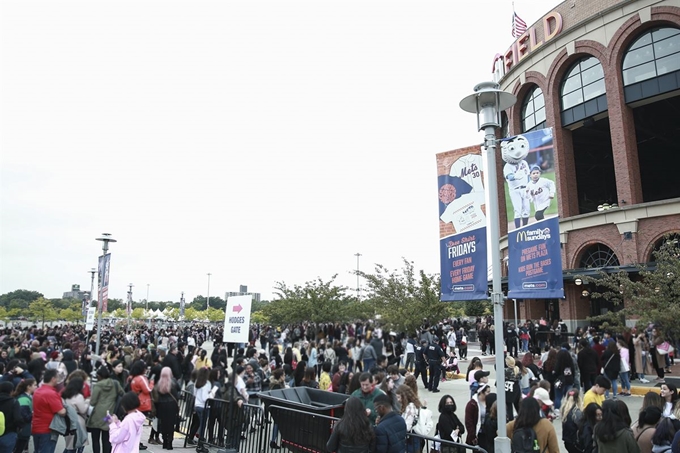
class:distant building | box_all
[62,284,90,301]
[225,285,261,302]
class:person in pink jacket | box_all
[108,392,147,453]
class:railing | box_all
[182,397,487,453]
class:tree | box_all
[264,275,358,325]
[165,307,180,321]
[464,300,492,317]
[206,307,225,323]
[184,307,201,321]
[589,236,680,335]
[111,308,128,319]
[190,296,226,311]
[106,298,124,312]
[359,258,448,334]
[130,308,145,320]
[59,307,83,323]
[28,297,59,327]
[0,306,8,325]
[0,290,43,307]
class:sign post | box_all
[223,295,252,344]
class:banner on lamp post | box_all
[436,145,488,301]
[98,254,111,313]
[501,128,564,299]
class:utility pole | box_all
[207,273,212,310]
[354,253,362,298]
[94,233,116,360]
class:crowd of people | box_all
[0,317,678,453]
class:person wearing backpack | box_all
[0,381,24,452]
[506,396,559,453]
[12,378,36,453]
[561,389,583,453]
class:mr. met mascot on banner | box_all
[501,135,531,230]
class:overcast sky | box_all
[1,0,562,303]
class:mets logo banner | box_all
[436,145,488,301]
[502,128,564,299]
[98,253,111,313]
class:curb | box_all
[631,385,661,396]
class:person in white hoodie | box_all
[108,392,147,453]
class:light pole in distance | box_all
[460,81,516,453]
[354,253,362,298]
[206,273,212,310]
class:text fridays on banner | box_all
[436,145,489,301]
[223,295,252,343]
[501,128,564,299]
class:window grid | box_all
[579,244,620,269]
[521,87,546,133]
[560,57,606,111]
[623,27,680,86]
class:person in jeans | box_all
[32,369,66,453]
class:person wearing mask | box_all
[465,383,490,446]
[507,397,560,453]
[437,395,465,453]
[326,396,375,453]
[593,400,640,453]
[373,393,407,453]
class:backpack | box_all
[0,411,4,436]
[412,407,434,435]
[512,427,545,453]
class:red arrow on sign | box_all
[233,304,242,313]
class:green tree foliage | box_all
[105,298,124,312]
[464,300,492,317]
[130,307,145,320]
[190,296,226,311]
[589,237,680,335]
[165,307,180,321]
[28,297,59,327]
[206,307,225,322]
[0,307,8,324]
[184,307,201,321]
[360,258,448,334]
[0,290,43,308]
[59,307,83,323]
[264,275,360,325]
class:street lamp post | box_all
[94,233,117,359]
[127,283,134,332]
[87,268,96,322]
[146,284,150,326]
[354,253,362,298]
[207,273,212,310]
[460,81,516,453]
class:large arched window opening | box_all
[622,27,680,203]
[579,243,620,268]
[521,86,546,133]
[623,27,680,100]
[560,56,607,126]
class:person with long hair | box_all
[464,383,490,446]
[632,391,665,432]
[152,366,179,450]
[601,341,622,399]
[653,418,676,453]
[87,366,125,453]
[403,375,427,408]
[661,383,679,417]
[465,357,483,382]
[477,394,497,453]
[633,406,662,453]
[561,389,583,453]
[301,366,320,389]
[12,378,36,453]
[436,394,465,453]
[194,349,212,370]
[506,397,560,453]
[62,377,90,453]
[189,367,212,453]
[326,396,376,453]
[593,400,639,453]
[293,360,307,387]
[379,375,399,413]
[618,339,632,396]
[129,360,155,447]
[579,403,603,453]
[396,385,423,453]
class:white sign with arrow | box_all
[223,295,252,343]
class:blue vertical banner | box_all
[501,128,564,298]
[437,145,488,301]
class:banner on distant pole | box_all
[126,288,132,315]
[436,145,488,301]
[180,292,186,317]
[501,128,564,298]
[98,254,111,313]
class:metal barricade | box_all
[176,390,195,445]
[200,398,266,453]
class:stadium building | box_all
[494,0,680,328]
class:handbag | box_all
[600,353,615,375]
[413,407,434,435]
[658,341,674,355]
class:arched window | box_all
[560,56,606,126]
[521,86,546,132]
[623,27,680,103]
[579,243,620,268]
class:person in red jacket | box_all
[130,360,155,446]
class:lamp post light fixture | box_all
[574,277,583,286]
[460,81,516,453]
[94,233,117,359]
[582,290,590,298]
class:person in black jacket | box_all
[326,396,375,453]
[436,394,465,453]
[373,394,407,453]
[601,342,621,399]
[161,345,182,383]
[577,339,600,392]
[0,381,25,451]
[554,345,576,411]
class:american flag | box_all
[512,11,527,38]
